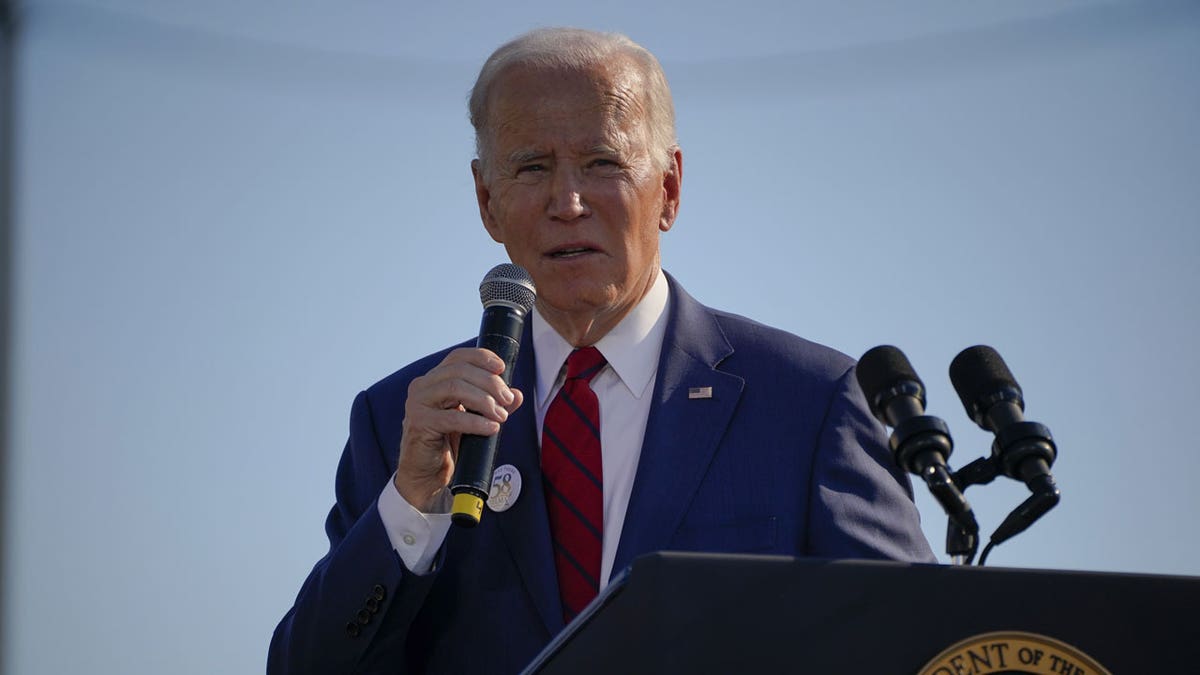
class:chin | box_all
[538,282,622,316]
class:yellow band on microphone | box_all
[451,492,484,526]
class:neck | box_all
[538,308,620,347]
[538,266,660,347]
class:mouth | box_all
[547,245,600,259]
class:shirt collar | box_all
[532,269,670,410]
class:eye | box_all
[516,163,545,174]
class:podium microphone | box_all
[949,345,1060,558]
[856,346,978,548]
[449,264,536,527]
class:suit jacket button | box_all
[365,597,380,613]
[356,609,372,625]
[346,622,361,638]
[372,584,387,601]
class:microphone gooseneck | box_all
[449,264,536,527]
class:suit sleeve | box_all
[267,389,442,674]
[805,366,938,563]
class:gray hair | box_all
[469,27,678,173]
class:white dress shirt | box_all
[378,270,670,588]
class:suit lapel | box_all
[611,275,744,576]
[492,322,564,636]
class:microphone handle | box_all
[449,304,526,527]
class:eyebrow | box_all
[506,149,548,165]
[504,143,625,166]
[584,144,621,155]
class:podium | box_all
[523,552,1200,673]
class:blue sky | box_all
[6,1,1199,673]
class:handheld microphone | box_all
[949,345,1060,549]
[856,346,978,540]
[449,264,536,527]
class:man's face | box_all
[472,60,681,342]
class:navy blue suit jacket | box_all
[269,275,934,674]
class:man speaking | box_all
[269,27,934,674]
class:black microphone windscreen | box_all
[856,345,923,409]
[479,263,536,311]
[949,345,1022,416]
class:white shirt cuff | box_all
[377,474,453,575]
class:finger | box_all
[413,407,503,438]
[411,365,515,418]
[503,387,524,413]
[414,376,512,422]
[439,348,516,403]
[441,347,507,374]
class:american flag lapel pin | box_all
[688,386,713,400]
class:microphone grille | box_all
[949,345,1023,418]
[479,263,536,311]
[856,345,924,410]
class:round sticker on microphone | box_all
[487,464,521,512]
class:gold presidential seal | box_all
[918,631,1111,675]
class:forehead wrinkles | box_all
[591,62,648,131]
[489,63,650,153]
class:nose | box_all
[547,168,590,222]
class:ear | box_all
[472,159,504,243]
[659,148,683,233]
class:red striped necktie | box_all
[541,346,607,622]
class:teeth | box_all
[554,248,589,257]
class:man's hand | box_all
[395,348,524,512]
